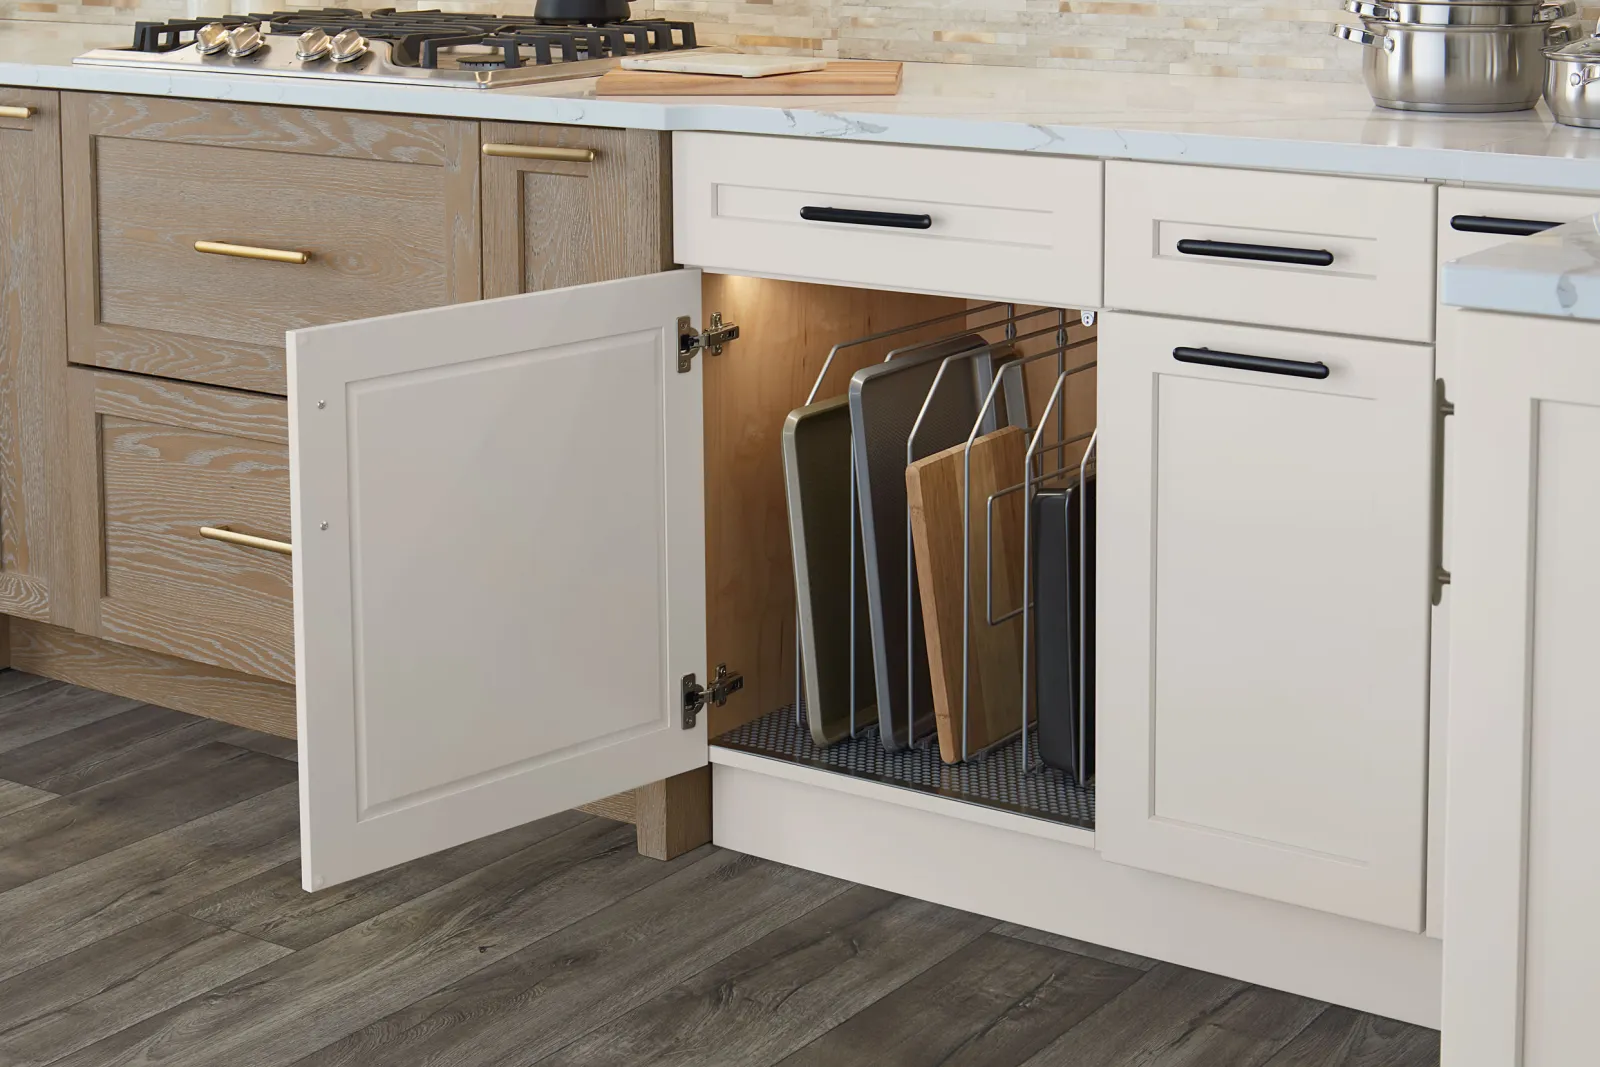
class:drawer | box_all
[65,369,293,683]
[1105,162,1436,343]
[62,94,481,395]
[674,132,1102,307]
[1438,186,1600,266]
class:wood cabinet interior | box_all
[701,275,1097,740]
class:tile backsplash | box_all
[8,0,1592,82]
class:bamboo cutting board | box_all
[906,426,1030,764]
[595,61,903,96]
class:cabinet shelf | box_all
[712,706,1094,830]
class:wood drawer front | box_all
[66,369,293,683]
[674,133,1103,307]
[1105,162,1437,342]
[62,94,481,395]
[1438,186,1600,266]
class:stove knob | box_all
[328,28,368,64]
[194,22,231,55]
[225,24,265,58]
[296,27,332,61]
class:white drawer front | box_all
[1105,162,1436,343]
[674,133,1103,308]
[1438,186,1600,266]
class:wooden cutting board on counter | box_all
[595,61,902,96]
[907,426,1031,765]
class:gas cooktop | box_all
[74,6,701,89]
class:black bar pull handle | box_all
[1173,346,1330,380]
[799,206,933,230]
[1449,214,1561,237]
[1176,238,1334,267]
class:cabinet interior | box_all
[702,273,1098,829]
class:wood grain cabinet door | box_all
[61,94,482,395]
[290,268,706,889]
[0,89,70,627]
[1440,310,1600,1067]
[480,123,671,298]
[1096,311,1436,931]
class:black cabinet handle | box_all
[1173,347,1330,380]
[1449,214,1561,237]
[1175,239,1334,267]
[799,206,933,230]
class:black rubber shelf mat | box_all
[713,705,1094,830]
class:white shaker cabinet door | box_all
[289,270,708,890]
[1440,310,1600,1067]
[1097,312,1435,930]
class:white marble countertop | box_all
[10,19,1600,189]
[1443,213,1600,320]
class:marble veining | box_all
[6,20,1600,190]
[1443,214,1600,321]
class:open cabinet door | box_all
[289,270,707,890]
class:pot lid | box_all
[1547,33,1600,58]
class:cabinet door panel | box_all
[1440,310,1600,1067]
[290,271,706,889]
[0,89,67,625]
[1098,312,1434,930]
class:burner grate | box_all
[714,706,1095,829]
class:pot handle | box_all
[1571,65,1600,88]
[1342,0,1398,19]
[1536,0,1577,20]
[1546,21,1576,45]
[1331,23,1396,51]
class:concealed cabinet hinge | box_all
[678,312,740,373]
[682,664,744,728]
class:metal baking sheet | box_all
[783,396,877,746]
[849,332,997,750]
[1031,478,1096,783]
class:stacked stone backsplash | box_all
[8,0,1593,82]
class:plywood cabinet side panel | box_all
[481,123,671,299]
[0,88,70,627]
[701,276,967,736]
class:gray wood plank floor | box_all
[0,670,1441,1067]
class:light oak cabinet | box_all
[1440,310,1600,1067]
[0,89,70,628]
[1095,311,1437,930]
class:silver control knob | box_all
[225,24,265,58]
[328,28,368,64]
[194,22,231,55]
[296,27,332,60]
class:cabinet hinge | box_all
[678,312,740,373]
[681,664,744,728]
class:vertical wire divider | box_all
[900,319,1069,756]
[1078,429,1099,781]
[1023,370,1071,777]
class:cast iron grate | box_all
[713,705,1094,830]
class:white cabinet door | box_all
[289,270,708,890]
[1097,312,1435,930]
[1440,310,1600,1067]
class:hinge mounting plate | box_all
[681,663,744,729]
[678,312,740,373]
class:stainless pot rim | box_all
[1355,15,1570,30]
[1343,0,1574,25]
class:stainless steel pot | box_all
[1334,18,1577,112]
[1342,0,1573,26]
[1545,35,1600,127]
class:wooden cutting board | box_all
[595,61,902,96]
[906,426,1030,764]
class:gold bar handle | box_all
[0,105,35,120]
[200,525,293,557]
[482,143,597,164]
[194,240,310,265]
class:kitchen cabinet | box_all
[1095,311,1436,930]
[1439,310,1600,1067]
[0,89,70,629]
[481,123,672,298]
[60,94,483,395]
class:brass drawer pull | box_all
[194,240,310,265]
[0,105,35,120]
[482,143,597,163]
[200,525,293,556]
